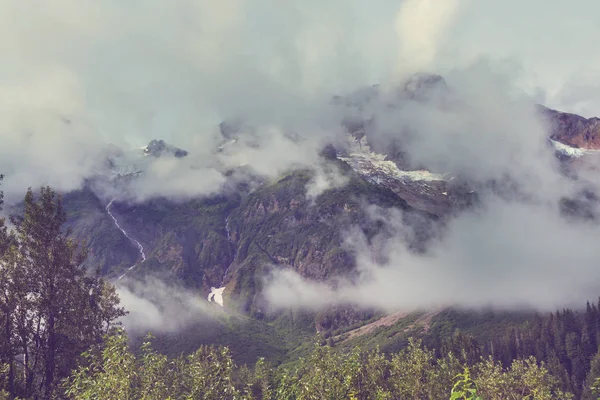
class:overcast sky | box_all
[1,0,597,145]
[0,0,598,197]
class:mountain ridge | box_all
[26,80,600,371]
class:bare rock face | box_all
[61,79,600,320]
[538,105,600,149]
[144,139,188,158]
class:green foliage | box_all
[474,356,573,400]
[450,368,482,400]
[65,330,241,400]
[591,376,600,399]
[0,186,125,399]
[63,330,575,400]
[0,364,11,400]
[64,330,137,400]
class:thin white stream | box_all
[106,199,146,280]
[219,214,236,286]
[208,214,236,307]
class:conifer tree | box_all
[1,186,126,398]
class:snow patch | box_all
[549,138,600,158]
[549,139,586,157]
[208,286,225,307]
[338,135,447,182]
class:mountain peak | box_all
[402,73,447,100]
[142,139,188,158]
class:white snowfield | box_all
[338,136,447,182]
[208,287,226,307]
[339,136,597,186]
[548,139,598,158]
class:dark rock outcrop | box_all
[144,139,188,158]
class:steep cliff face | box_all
[62,188,140,274]
[222,165,438,314]
[90,194,239,287]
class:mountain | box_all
[539,105,600,150]
[51,76,600,368]
[66,99,598,286]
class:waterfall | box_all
[219,214,237,286]
[208,214,237,307]
[106,199,146,280]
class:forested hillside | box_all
[3,180,600,399]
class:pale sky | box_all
[436,0,600,117]
[0,0,598,198]
[1,0,597,149]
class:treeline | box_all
[428,304,600,398]
[0,183,125,399]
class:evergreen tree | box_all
[0,176,16,396]
[1,186,126,398]
[583,349,600,399]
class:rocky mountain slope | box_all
[48,75,600,363]
[67,107,597,280]
[539,105,600,150]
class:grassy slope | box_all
[135,310,317,366]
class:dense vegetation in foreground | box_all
[2,182,600,398]
[62,329,574,400]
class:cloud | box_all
[263,55,600,313]
[553,72,600,119]
[305,162,350,200]
[394,0,460,77]
[0,0,393,202]
[264,196,600,312]
[0,0,599,203]
[126,156,226,203]
[116,277,228,333]
[432,0,600,116]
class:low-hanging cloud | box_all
[263,57,600,313]
[116,277,232,334]
[264,195,600,312]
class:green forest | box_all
[3,183,600,399]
